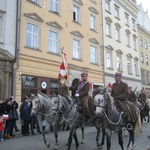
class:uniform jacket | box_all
[111,81,128,100]
[69,81,90,98]
[138,93,146,102]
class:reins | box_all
[53,96,76,122]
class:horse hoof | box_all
[65,143,68,146]
[80,140,84,144]
[148,134,150,139]
[47,143,50,148]
[98,146,103,149]
[53,148,58,150]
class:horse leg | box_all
[101,128,106,146]
[67,128,75,150]
[42,131,50,148]
[53,128,58,150]
[117,129,125,150]
[127,128,135,150]
[105,129,111,150]
[73,130,79,150]
[80,123,85,144]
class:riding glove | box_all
[75,93,80,97]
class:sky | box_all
[136,0,150,17]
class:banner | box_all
[58,48,68,81]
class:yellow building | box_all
[14,0,104,102]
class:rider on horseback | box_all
[69,72,94,121]
[111,73,129,120]
[138,88,146,106]
[128,87,137,105]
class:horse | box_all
[51,94,106,150]
[31,93,64,150]
[94,89,141,150]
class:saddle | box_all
[122,100,138,122]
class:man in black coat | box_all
[20,96,30,136]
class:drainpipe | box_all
[12,0,22,97]
[100,0,105,86]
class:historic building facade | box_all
[102,0,142,93]
[137,4,150,96]
[14,0,104,102]
[0,0,17,101]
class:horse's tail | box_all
[134,113,141,136]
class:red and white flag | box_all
[58,48,68,80]
[108,83,112,89]
[89,81,94,91]
[3,114,9,120]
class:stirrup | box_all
[127,123,133,130]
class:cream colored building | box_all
[102,0,142,92]
[137,4,150,95]
[14,0,104,102]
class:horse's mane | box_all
[40,93,50,100]
[58,94,72,104]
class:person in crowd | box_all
[111,73,129,119]
[0,114,5,141]
[20,96,30,136]
[69,72,93,120]
[9,97,20,137]
[30,112,42,135]
[127,87,137,105]
[2,98,13,139]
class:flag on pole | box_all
[58,48,68,81]
[108,83,112,89]
[89,81,94,92]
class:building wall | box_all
[102,0,142,91]
[0,0,16,100]
[14,0,104,102]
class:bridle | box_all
[51,95,76,122]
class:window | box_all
[73,5,80,23]
[141,52,144,63]
[90,45,97,64]
[127,58,132,74]
[140,36,143,46]
[134,61,139,76]
[126,33,130,46]
[30,0,40,5]
[146,55,149,65]
[105,0,110,12]
[145,39,148,49]
[132,19,136,30]
[117,55,122,71]
[115,27,120,41]
[114,5,119,19]
[106,52,112,69]
[90,15,96,30]
[106,22,111,36]
[50,0,59,13]
[125,13,129,26]
[133,37,136,50]
[72,39,81,60]
[0,13,4,43]
[91,0,96,2]
[48,30,59,54]
[26,23,39,49]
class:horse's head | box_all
[51,95,64,112]
[30,93,44,114]
[94,93,106,114]
[94,88,109,115]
